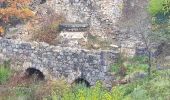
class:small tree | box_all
[140,0,170,76]
[131,0,170,76]
[0,0,34,36]
[138,32,152,76]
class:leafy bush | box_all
[48,81,124,100]
[148,0,170,43]
[148,0,170,25]
[110,56,148,76]
[1,69,169,100]
[109,56,169,99]
[0,59,169,100]
[148,0,164,16]
[0,61,11,84]
[110,63,120,74]
[110,55,125,73]
[130,56,148,64]
[162,0,170,14]
[148,0,170,16]
[144,70,170,99]
[124,69,170,99]
[130,86,148,100]
[126,56,148,74]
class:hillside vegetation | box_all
[0,0,169,100]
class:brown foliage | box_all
[0,0,34,34]
[0,0,33,18]
[0,26,4,36]
[31,12,65,45]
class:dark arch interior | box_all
[40,0,46,4]
[25,68,45,80]
[73,78,91,87]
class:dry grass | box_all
[35,80,70,100]
[31,12,65,45]
[0,69,70,100]
[84,33,112,50]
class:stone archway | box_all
[72,77,91,87]
[40,0,46,4]
[25,67,45,80]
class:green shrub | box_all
[110,63,120,74]
[126,56,148,74]
[148,0,164,16]
[130,86,148,100]
[14,87,32,96]
[144,70,170,99]
[162,0,170,14]
[126,69,170,99]
[49,81,125,100]
[148,0,170,24]
[148,0,170,15]
[0,61,11,84]
[111,56,148,75]
[130,56,148,64]
[4,86,37,100]
[126,63,148,74]
[111,86,124,100]
[110,55,125,73]
[2,69,169,100]
[1,60,169,100]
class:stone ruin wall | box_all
[0,38,119,87]
[40,0,151,56]
[4,0,151,57]
[0,0,162,88]
[117,0,151,56]
[44,0,123,35]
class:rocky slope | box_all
[5,0,151,56]
[46,0,123,35]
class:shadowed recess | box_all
[25,68,45,80]
[73,78,91,87]
[40,0,46,4]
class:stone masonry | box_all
[45,0,123,35]
[34,0,151,56]
[0,38,119,87]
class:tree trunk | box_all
[148,50,151,76]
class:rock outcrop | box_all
[46,0,123,35]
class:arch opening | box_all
[25,68,45,80]
[73,78,91,87]
[40,0,46,4]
